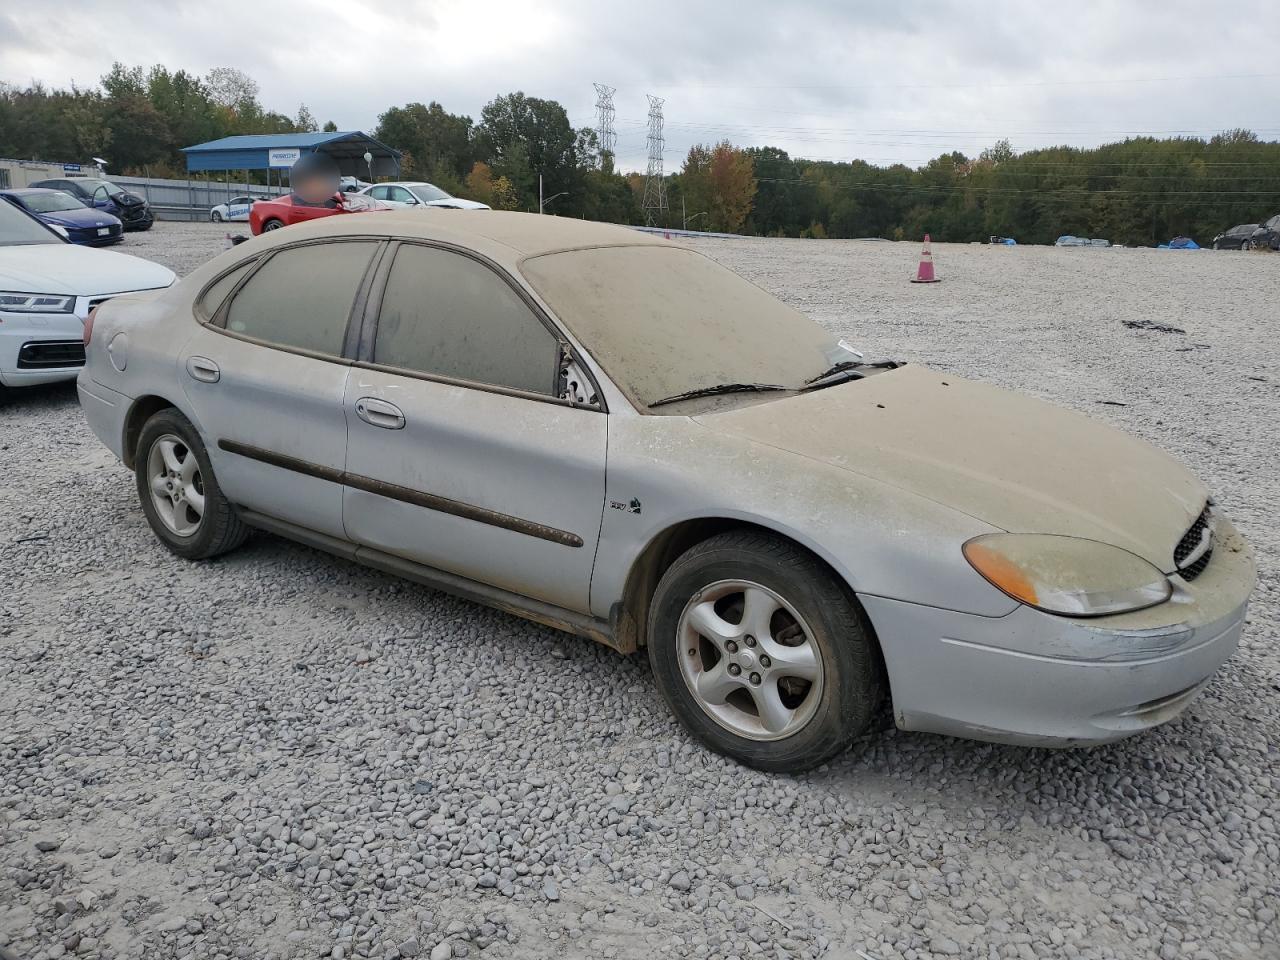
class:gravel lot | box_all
[2,221,1278,960]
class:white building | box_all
[0,157,106,190]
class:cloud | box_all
[4,0,1278,170]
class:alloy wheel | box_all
[677,579,825,741]
[146,434,205,537]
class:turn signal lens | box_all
[83,306,99,345]
[963,534,1172,617]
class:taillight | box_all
[83,306,98,345]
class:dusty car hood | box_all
[696,364,1207,570]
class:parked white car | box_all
[209,196,255,223]
[359,181,490,210]
[0,198,174,389]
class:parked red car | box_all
[248,192,388,235]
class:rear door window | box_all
[224,241,378,356]
[372,244,560,395]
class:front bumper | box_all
[862,518,1256,747]
[0,310,86,387]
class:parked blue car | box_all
[27,177,154,231]
[0,188,125,246]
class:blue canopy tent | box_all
[181,131,401,190]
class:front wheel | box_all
[135,408,249,560]
[211,211,223,222]
[647,531,883,772]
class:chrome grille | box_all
[1174,505,1213,582]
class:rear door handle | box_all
[354,397,406,430]
[186,356,220,383]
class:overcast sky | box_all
[4,0,1278,170]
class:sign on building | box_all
[268,148,301,169]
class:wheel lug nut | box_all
[725,640,738,653]
[749,672,761,685]
[760,655,771,668]
[744,636,757,648]
[727,663,741,677]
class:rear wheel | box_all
[647,531,883,772]
[134,408,249,560]
[262,218,285,231]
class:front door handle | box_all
[186,356,220,383]
[354,397,406,430]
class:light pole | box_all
[538,175,568,214]
[363,151,374,184]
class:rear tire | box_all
[262,218,284,231]
[134,408,249,560]
[647,531,883,772]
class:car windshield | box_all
[408,183,451,202]
[521,245,853,408]
[21,191,86,214]
[0,197,62,245]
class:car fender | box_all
[590,413,1018,624]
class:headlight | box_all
[0,292,76,314]
[963,534,1172,617]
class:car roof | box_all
[1,188,66,196]
[248,209,668,266]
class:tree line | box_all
[4,64,1279,246]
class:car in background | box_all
[1086,238,1111,247]
[1211,224,1258,250]
[359,181,490,210]
[247,192,389,235]
[1,188,124,246]
[1248,214,1280,251]
[210,196,255,223]
[340,177,372,193]
[1054,235,1087,247]
[28,177,154,231]
[76,211,1255,772]
[0,196,173,390]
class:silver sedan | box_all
[77,212,1256,771]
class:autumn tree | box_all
[679,141,756,233]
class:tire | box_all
[647,530,883,772]
[262,218,285,231]
[134,408,249,560]
[211,211,223,222]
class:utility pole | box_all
[538,174,568,214]
[642,94,668,226]
[681,197,707,231]
[593,83,616,172]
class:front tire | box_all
[134,408,249,560]
[211,211,223,222]
[647,531,883,772]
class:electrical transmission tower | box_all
[642,94,668,225]
[593,83,616,171]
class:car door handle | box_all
[186,356,220,383]
[354,397,406,430]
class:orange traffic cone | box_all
[911,234,941,283]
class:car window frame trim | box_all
[354,237,609,413]
[200,236,388,366]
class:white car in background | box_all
[359,181,490,211]
[0,198,174,390]
[209,196,254,223]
